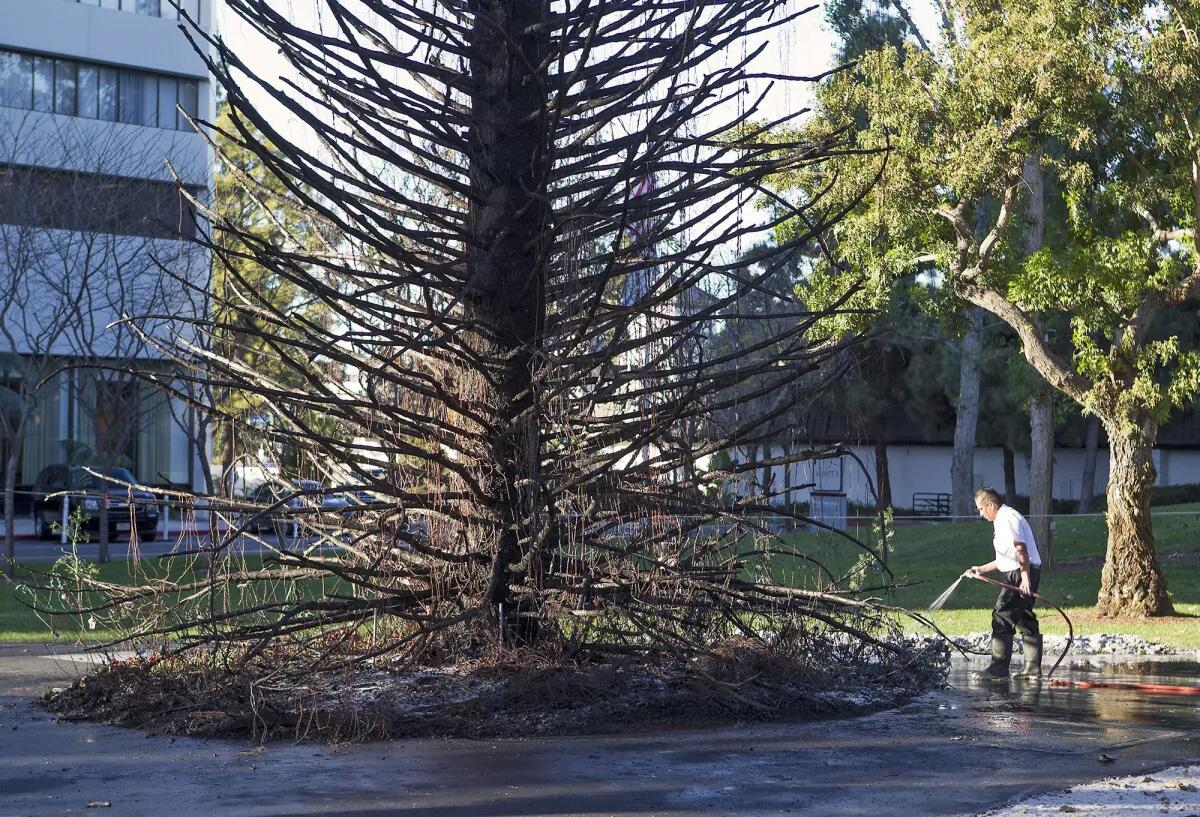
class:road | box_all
[1,647,1197,816]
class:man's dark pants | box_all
[991,566,1041,638]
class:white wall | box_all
[2,0,211,81]
[0,224,206,358]
[735,444,1200,510]
[0,107,209,186]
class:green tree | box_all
[209,102,333,492]
[779,1,1200,615]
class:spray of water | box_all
[928,575,966,612]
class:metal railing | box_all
[912,492,952,517]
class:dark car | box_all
[246,480,354,537]
[33,465,159,542]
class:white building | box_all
[0,0,214,498]
[736,410,1200,516]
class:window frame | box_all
[0,46,203,133]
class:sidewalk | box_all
[2,512,211,542]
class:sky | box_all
[210,1,942,256]
[212,0,896,145]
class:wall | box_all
[1,1,211,82]
[736,443,1200,511]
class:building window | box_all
[98,66,118,121]
[77,64,98,118]
[94,380,140,471]
[157,76,175,129]
[32,58,54,112]
[0,53,33,109]
[177,80,198,129]
[54,60,78,116]
[66,0,201,24]
[0,164,202,240]
[0,47,200,132]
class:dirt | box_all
[41,637,950,743]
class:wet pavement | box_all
[0,646,1197,817]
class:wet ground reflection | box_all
[949,654,1200,736]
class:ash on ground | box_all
[981,765,1200,816]
[42,636,949,743]
[952,632,1191,657]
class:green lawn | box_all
[3,505,1199,647]
[773,503,1200,648]
[0,555,299,645]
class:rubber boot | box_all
[1016,634,1043,679]
[973,635,1012,680]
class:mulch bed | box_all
[42,638,949,743]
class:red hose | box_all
[967,574,1200,696]
[1048,678,1200,696]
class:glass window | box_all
[136,0,161,16]
[101,0,120,8]
[157,76,176,129]
[0,52,33,110]
[177,80,198,130]
[77,64,98,118]
[54,60,77,116]
[119,71,157,126]
[32,57,53,113]
[98,66,118,121]
[141,73,158,126]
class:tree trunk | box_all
[1023,152,1054,566]
[760,443,774,503]
[3,449,18,579]
[98,491,110,564]
[1029,382,1054,568]
[743,444,759,501]
[951,307,983,518]
[467,0,550,645]
[1095,419,1172,617]
[874,437,892,510]
[1002,445,1016,503]
[220,416,235,498]
[1076,415,1100,514]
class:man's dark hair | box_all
[973,487,1003,507]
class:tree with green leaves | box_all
[777,0,1200,615]
[207,102,333,494]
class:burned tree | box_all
[35,0,949,701]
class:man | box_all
[966,487,1044,680]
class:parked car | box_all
[33,465,159,542]
[245,480,355,537]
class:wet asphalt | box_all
[0,645,1197,817]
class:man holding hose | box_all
[966,487,1043,680]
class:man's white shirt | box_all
[992,505,1042,571]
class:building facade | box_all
[0,0,213,498]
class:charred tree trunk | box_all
[874,437,892,510]
[951,307,983,518]
[1029,383,1054,567]
[1095,418,1172,617]
[467,0,551,645]
[1077,415,1100,514]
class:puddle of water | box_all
[948,655,1200,734]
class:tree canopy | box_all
[772,0,1200,615]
